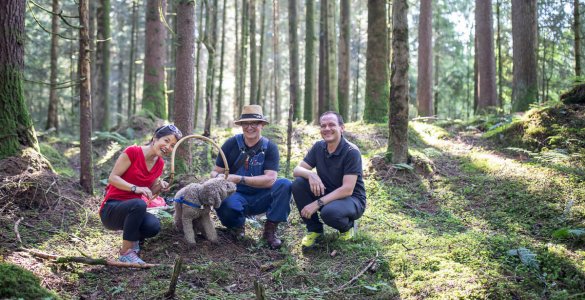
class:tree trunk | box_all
[0,0,40,159]
[94,0,110,131]
[79,0,94,193]
[143,0,168,119]
[338,0,350,120]
[573,0,581,77]
[233,0,240,121]
[511,0,537,112]
[273,0,281,123]
[249,0,258,105]
[167,1,176,120]
[496,0,503,109]
[239,0,249,114]
[475,0,498,112]
[318,0,326,117]
[304,0,316,123]
[117,59,123,127]
[325,0,337,112]
[388,0,409,164]
[352,15,362,121]
[204,0,219,137]
[217,0,227,125]
[416,0,433,117]
[195,2,204,130]
[288,0,300,120]
[364,0,389,123]
[127,0,138,119]
[256,0,267,107]
[46,0,60,131]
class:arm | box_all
[300,174,358,219]
[293,161,325,197]
[108,152,153,199]
[211,165,277,189]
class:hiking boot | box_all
[119,249,145,264]
[263,221,282,249]
[301,232,323,249]
[338,227,355,241]
[230,226,246,240]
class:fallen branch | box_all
[14,217,24,245]
[337,252,378,291]
[165,256,183,299]
[21,248,159,268]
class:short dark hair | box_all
[319,111,344,126]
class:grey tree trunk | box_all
[575,0,582,77]
[46,0,60,131]
[416,0,433,117]
[389,0,409,164]
[364,0,389,123]
[288,0,301,120]
[204,0,219,137]
[304,0,316,123]
[143,0,168,119]
[249,0,258,105]
[338,0,350,120]
[256,0,267,107]
[511,0,537,112]
[217,0,227,125]
[79,0,94,193]
[475,0,498,112]
[127,0,138,119]
[273,0,281,123]
[94,0,110,131]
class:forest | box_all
[0,0,584,299]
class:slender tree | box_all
[127,0,138,118]
[475,0,498,112]
[233,0,240,120]
[143,0,168,119]
[116,59,123,126]
[288,0,301,120]
[273,0,281,123]
[364,0,388,123]
[326,0,337,112]
[511,0,537,112]
[304,0,316,123]
[204,0,219,137]
[416,0,433,117]
[338,0,350,120]
[575,0,582,77]
[249,0,258,105]
[46,0,60,131]
[389,0,409,164]
[217,0,227,125]
[238,0,249,115]
[496,0,503,108]
[256,0,267,107]
[79,0,94,193]
[195,2,204,130]
[0,0,40,159]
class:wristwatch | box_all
[317,198,324,208]
[240,176,246,185]
[131,185,137,193]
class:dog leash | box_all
[165,196,204,209]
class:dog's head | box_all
[201,177,237,208]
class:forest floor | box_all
[1,104,584,299]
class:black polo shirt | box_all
[303,137,366,207]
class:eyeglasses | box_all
[156,124,182,138]
[241,122,261,128]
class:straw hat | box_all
[234,105,269,125]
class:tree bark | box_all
[256,0,267,107]
[511,0,537,112]
[389,0,409,164]
[416,0,433,117]
[195,2,204,130]
[217,0,228,125]
[0,0,40,159]
[204,0,219,137]
[46,0,60,131]
[575,0,582,77]
[338,0,350,120]
[475,0,498,112]
[304,0,316,123]
[325,0,337,112]
[127,0,138,119]
[364,0,389,123]
[79,0,94,193]
[249,0,258,105]
[94,0,110,131]
[273,0,281,123]
[143,0,168,119]
[288,0,301,120]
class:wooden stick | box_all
[337,253,378,291]
[254,280,266,300]
[14,217,24,245]
[165,256,183,299]
[21,248,159,268]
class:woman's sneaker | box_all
[119,249,145,264]
[132,241,140,255]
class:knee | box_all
[291,177,309,195]
[143,219,161,238]
[320,207,340,224]
[130,199,147,212]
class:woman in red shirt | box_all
[99,124,182,264]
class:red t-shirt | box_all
[99,145,164,212]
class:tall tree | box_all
[416,0,433,117]
[273,0,281,123]
[204,0,219,137]
[238,0,249,115]
[93,0,110,131]
[496,0,503,108]
[289,0,301,120]
[194,2,204,130]
[143,0,168,119]
[511,0,537,112]
[79,0,94,193]
[364,0,388,123]
[0,0,40,159]
[249,0,258,105]
[216,0,227,125]
[475,0,498,112]
[127,0,138,118]
[256,0,267,107]
[318,0,338,115]
[338,0,350,120]
[389,0,409,164]
[576,0,582,77]
[46,0,60,131]
[304,0,316,123]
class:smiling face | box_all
[240,121,265,141]
[152,134,178,157]
[319,113,344,144]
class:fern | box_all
[552,228,585,240]
[507,247,540,269]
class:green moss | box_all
[39,143,74,177]
[0,263,59,299]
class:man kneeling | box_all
[292,111,367,250]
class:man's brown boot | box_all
[263,221,282,249]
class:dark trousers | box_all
[100,199,160,242]
[292,177,364,233]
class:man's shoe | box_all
[230,226,246,240]
[338,227,355,241]
[263,221,282,249]
[301,232,322,249]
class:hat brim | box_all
[234,118,269,125]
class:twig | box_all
[14,217,24,245]
[21,248,160,268]
[164,256,183,299]
[337,252,378,291]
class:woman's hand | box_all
[308,173,325,197]
[159,180,170,192]
[301,201,320,219]
[136,187,153,199]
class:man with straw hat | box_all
[210,105,291,249]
